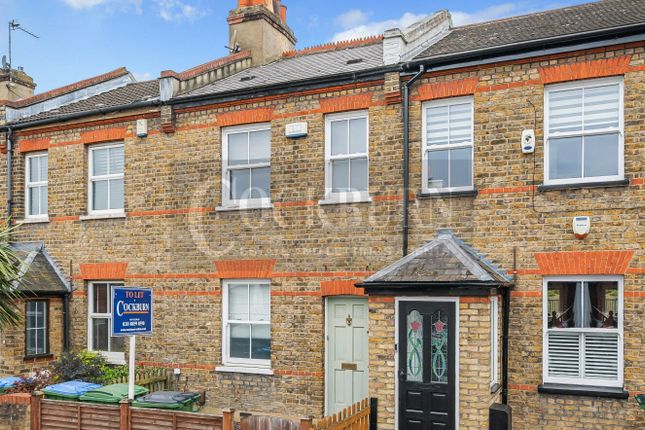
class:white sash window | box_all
[544,77,624,185]
[25,152,48,218]
[88,143,125,215]
[422,97,474,193]
[543,277,623,387]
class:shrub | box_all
[52,350,116,383]
[7,369,53,393]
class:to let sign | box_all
[112,287,153,336]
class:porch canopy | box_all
[359,230,513,296]
[10,242,70,297]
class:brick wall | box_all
[0,298,64,376]
[0,394,31,430]
[1,43,643,427]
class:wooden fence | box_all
[30,393,226,430]
[105,368,172,393]
[311,399,371,430]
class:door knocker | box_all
[346,315,353,326]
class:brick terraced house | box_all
[1,0,644,428]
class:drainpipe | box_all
[501,248,517,404]
[5,126,13,220]
[63,292,70,351]
[402,65,425,257]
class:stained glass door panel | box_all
[399,301,455,430]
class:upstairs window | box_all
[324,111,369,203]
[544,277,623,387]
[25,152,48,218]
[222,124,271,209]
[88,143,124,215]
[25,300,49,357]
[545,78,623,185]
[422,97,474,193]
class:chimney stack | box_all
[228,0,296,66]
[0,67,36,102]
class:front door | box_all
[398,301,456,429]
[326,297,368,414]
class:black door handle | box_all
[398,369,406,379]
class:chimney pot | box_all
[280,5,287,23]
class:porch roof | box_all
[10,242,70,296]
[360,230,512,289]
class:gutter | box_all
[402,66,425,257]
[402,22,645,72]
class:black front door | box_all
[398,301,456,430]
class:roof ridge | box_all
[452,0,609,30]
[3,67,130,108]
[160,50,252,80]
[282,35,383,58]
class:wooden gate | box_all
[313,399,370,430]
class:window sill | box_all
[17,217,50,224]
[417,189,478,199]
[490,382,501,394]
[538,383,628,399]
[319,194,372,206]
[538,179,629,192]
[24,353,53,361]
[80,213,126,221]
[215,365,274,376]
[216,202,273,212]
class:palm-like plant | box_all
[0,222,24,332]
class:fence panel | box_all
[313,399,370,430]
[40,400,120,430]
[105,368,171,393]
[130,408,223,430]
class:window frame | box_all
[543,77,624,186]
[542,275,624,388]
[323,110,370,204]
[221,123,272,210]
[87,142,125,216]
[490,296,499,388]
[421,96,475,194]
[87,281,126,364]
[221,279,272,370]
[24,300,49,358]
[24,152,49,220]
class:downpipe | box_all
[402,65,425,257]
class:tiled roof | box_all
[415,0,645,60]
[362,230,512,285]
[180,42,384,98]
[10,243,69,296]
[13,80,159,124]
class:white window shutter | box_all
[548,331,581,378]
[584,333,619,380]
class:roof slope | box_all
[362,230,512,285]
[14,80,159,124]
[416,0,645,60]
[181,42,384,98]
[10,243,69,295]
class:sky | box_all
[0,0,588,93]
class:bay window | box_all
[88,281,125,363]
[422,97,474,193]
[543,277,623,387]
[544,77,623,185]
[222,280,271,370]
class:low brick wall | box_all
[0,394,31,430]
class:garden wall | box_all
[0,394,31,430]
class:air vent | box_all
[240,75,256,82]
[346,58,363,65]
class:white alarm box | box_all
[285,122,308,138]
[136,119,148,137]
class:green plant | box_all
[7,369,53,394]
[52,350,130,384]
[0,222,25,332]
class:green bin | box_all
[132,391,201,412]
[79,383,148,404]
[43,380,102,401]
